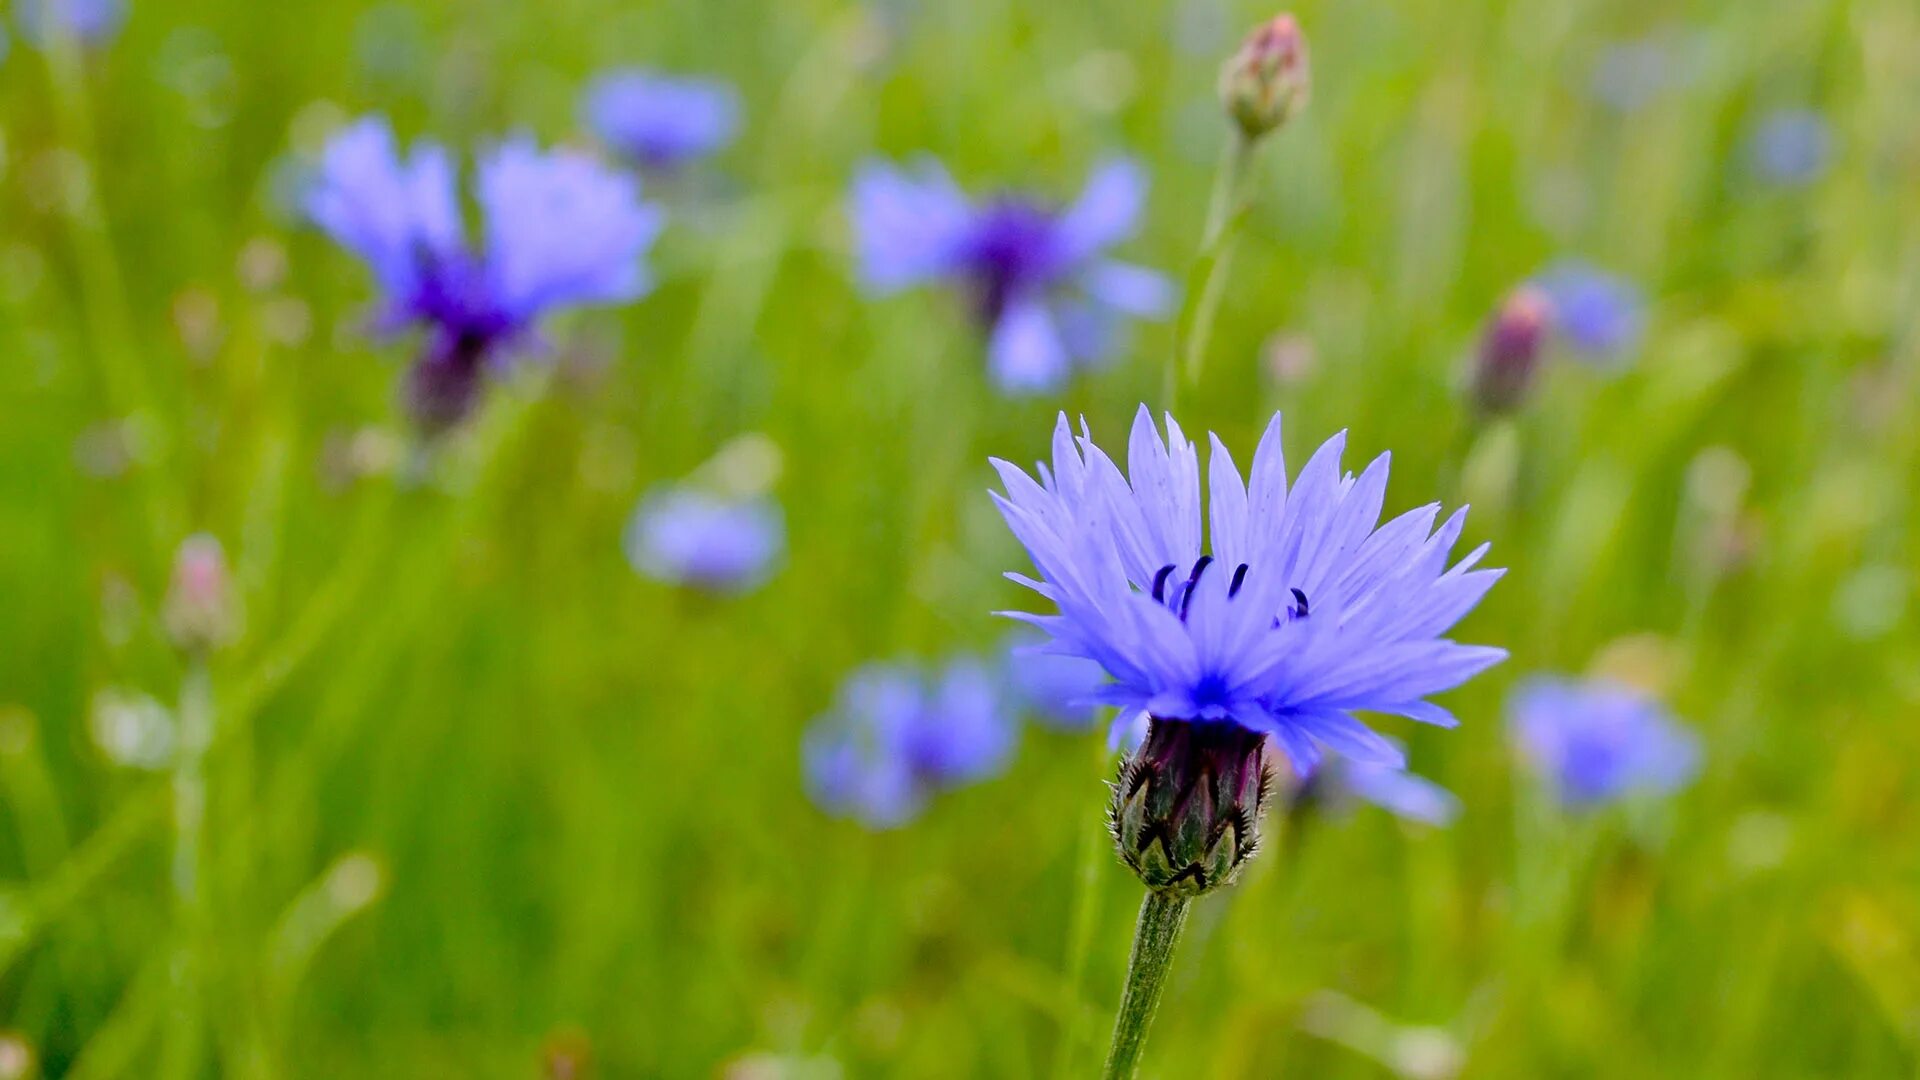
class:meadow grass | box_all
[2,0,1918,1075]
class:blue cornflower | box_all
[1309,755,1461,826]
[625,486,783,593]
[849,157,1174,394]
[1533,261,1645,367]
[804,659,1017,828]
[584,68,741,171]
[307,116,662,428]
[1748,108,1831,187]
[16,0,125,46]
[997,409,1502,892]
[1509,676,1700,807]
[1002,633,1110,732]
[994,407,1505,773]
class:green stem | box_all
[1173,134,1259,400]
[163,662,214,1080]
[1102,891,1193,1080]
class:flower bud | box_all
[1219,14,1310,141]
[163,534,238,655]
[1468,286,1552,415]
[1110,717,1272,897]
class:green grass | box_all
[2,0,1918,1075]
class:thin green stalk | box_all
[1172,134,1259,400]
[162,662,214,1080]
[1102,891,1192,1080]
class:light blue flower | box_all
[1748,108,1831,187]
[1534,260,1646,367]
[1509,676,1700,807]
[804,659,1018,828]
[307,116,661,426]
[584,69,741,171]
[1003,633,1110,731]
[16,0,125,46]
[993,407,1506,775]
[1321,756,1461,825]
[849,157,1173,394]
[625,487,783,593]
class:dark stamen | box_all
[1150,564,1178,604]
[1290,588,1311,619]
[1228,563,1250,599]
[1177,556,1215,621]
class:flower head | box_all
[16,0,125,46]
[1467,285,1552,415]
[1509,675,1700,807]
[1219,13,1310,141]
[994,407,1505,773]
[849,158,1173,394]
[307,116,662,428]
[1294,752,1460,826]
[164,533,239,654]
[625,487,783,593]
[1748,108,1831,187]
[804,659,1017,828]
[584,69,741,171]
[1533,261,1645,367]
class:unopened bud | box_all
[1110,717,1272,896]
[163,534,238,654]
[1219,14,1310,141]
[1468,286,1552,415]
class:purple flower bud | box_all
[1218,14,1310,141]
[163,534,238,655]
[1111,717,1273,896]
[1468,286,1552,415]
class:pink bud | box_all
[1219,14,1311,141]
[164,534,237,655]
[1469,287,1553,415]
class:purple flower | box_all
[1509,676,1700,807]
[1002,633,1109,731]
[16,0,125,46]
[625,487,783,593]
[1304,754,1460,826]
[849,157,1173,394]
[584,68,741,171]
[804,659,1018,828]
[1533,261,1645,367]
[992,407,1506,776]
[306,116,661,427]
[1748,108,1831,187]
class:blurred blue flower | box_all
[307,116,661,427]
[16,0,125,46]
[1320,757,1461,825]
[625,487,783,593]
[1002,633,1109,731]
[1533,261,1645,366]
[584,68,741,171]
[1748,108,1831,187]
[1509,676,1700,807]
[804,659,1017,828]
[992,407,1506,775]
[849,157,1173,394]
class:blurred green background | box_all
[3,0,1918,1075]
